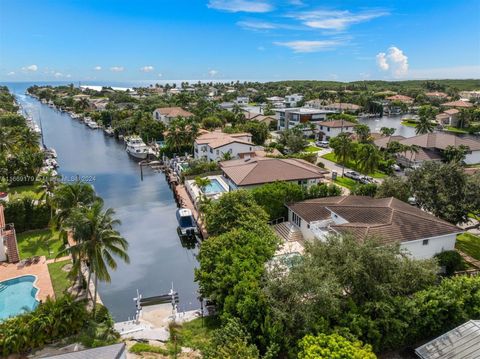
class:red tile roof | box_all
[154,107,194,118]
[441,100,473,108]
[319,120,357,128]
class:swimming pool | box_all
[203,178,227,194]
[0,275,39,320]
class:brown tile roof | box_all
[319,120,357,128]
[399,148,442,162]
[425,91,449,98]
[287,196,461,244]
[441,100,473,108]
[386,94,414,102]
[399,133,480,151]
[373,135,406,149]
[443,108,460,115]
[155,107,194,118]
[195,131,252,149]
[220,157,328,186]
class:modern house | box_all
[317,120,357,140]
[153,107,193,125]
[275,108,333,131]
[286,196,461,259]
[374,133,480,166]
[220,157,328,190]
[284,94,304,108]
[266,96,285,108]
[194,131,255,162]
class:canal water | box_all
[7,83,199,320]
[358,114,417,138]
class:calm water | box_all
[0,275,38,320]
[358,114,416,138]
[7,83,199,320]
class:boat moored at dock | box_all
[125,136,149,159]
[176,208,199,237]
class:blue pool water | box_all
[203,179,227,194]
[0,275,39,320]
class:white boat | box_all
[176,208,199,237]
[125,136,149,159]
[104,127,115,136]
[44,147,57,159]
[86,121,100,129]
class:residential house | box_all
[266,96,285,108]
[436,108,460,126]
[220,157,328,190]
[441,100,473,109]
[194,131,255,162]
[425,91,449,100]
[89,98,109,111]
[459,90,480,101]
[321,102,362,114]
[284,94,304,107]
[286,196,461,259]
[235,96,249,106]
[318,120,357,140]
[386,94,414,104]
[374,133,480,165]
[42,343,126,359]
[275,108,333,131]
[152,107,194,125]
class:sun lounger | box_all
[32,256,41,264]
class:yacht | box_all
[104,127,115,136]
[125,136,149,159]
[176,208,199,237]
[86,121,100,129]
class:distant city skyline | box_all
[1,0,479,82]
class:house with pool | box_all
[194,130,258,162]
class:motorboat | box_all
[44,147,57,159]
[45,158,59,168]
[86,120,100,129]
[176,208,199,237]
[125,136,149,159]
[104,127,115,136]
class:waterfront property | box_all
[152,106,194,125]
[220,157,328,190]
[0,275,39,321]
[375,132,480,166]
[317,120,357,140]
[185,175,229,207]
[194,130,256,161]
[285,196,462,259]
[275,107,334,131]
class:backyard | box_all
[8,183,43,200]
[47,259,73,298]
[456,233,480,260]
[16,229,64,260]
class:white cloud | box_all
[376,46,408,78]
[22,64,38,72]
[237,20,277,30]
[208,69,218,77]
[7,71,15,76]
[273,39,344,53]
[290,9,388,31]
[110,66,125,72]
[140,65,154,72]
[207,0,273,13]
[376,52,389,70]
[93,66,102,71]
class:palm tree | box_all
[354,124,371,143]
[0,127,15,154]
[380,127,396,137]
[39,169,61,219]
[357,143,381,174]
[416,105,437,135]
[62,201,129,311]
[17,127,40,150]
[329,132,354,176]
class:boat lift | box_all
[133,284,179,324]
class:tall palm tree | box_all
[39,169,61,219]
[329,132,354,176]
[0,127,15,154]
[63,201,129,310]
[357,143,381,174]
[416,105,437,135]
[380,127,396,137]
[354,124,371,143]
[17,127,40,150]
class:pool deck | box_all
[0,256,55,301]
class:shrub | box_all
[298,333,376,359]
[434,250,466,276]
[3,196,50,232]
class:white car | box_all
[315,140,329,148]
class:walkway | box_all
[0,256,55,300]
[175,184,208,239]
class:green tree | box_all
[329,132,354,176]
[279,128,308,154]
[356,143,381,174]
[415,105,437,135]
[354,124,371,143]
[298,333,376,359]
[375,176,411,202]
[442,145,470,164]
[380,127,395,137]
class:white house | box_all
[152,107,194,125]
[194,131,255,162]
[284,94,304,107]
[317,120,357,140]
[275,108,333,131]
[286,196,461,259]
[235,96,249,106]
[220,157,328,190]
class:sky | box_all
[0,0,479,82]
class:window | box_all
[292,212,302,227]
[210,148,213,153]
[327,128,330,132]
[422,239,429,246]
[216,149,219,155]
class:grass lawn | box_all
[16,228,65,260]
[334,177,357,190]
[321,152,387,179]
[8,183,43,200]
[129,343,169,355]
[169,316,221,353]
[304,145,321,153]
[445,126,469,134]
[456,233,480,260]
[47,259,73,298]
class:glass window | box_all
[422,239,429,246]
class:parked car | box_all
[359,176,376,184]
[392,164,402,172]
[345,171,362,181]
[315,140,329,148]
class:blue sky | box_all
[1,0,479,82]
